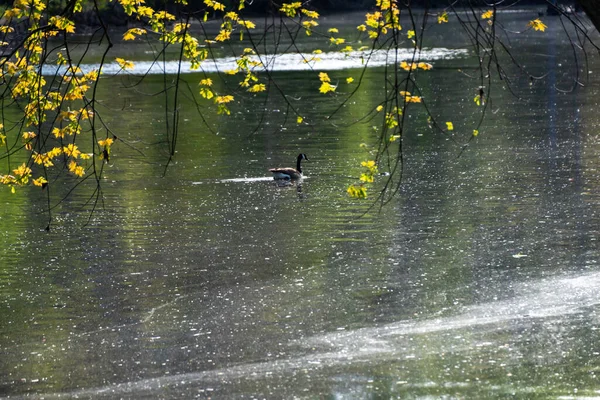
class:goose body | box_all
[269,153,308,180]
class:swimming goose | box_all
[269,153,308,180]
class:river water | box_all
[2,10,600,399]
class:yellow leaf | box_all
[302,20,318,31]
[361,160,376,169]
[385,112,399,128]
[360,173,374,183]
[347,184,367,198]
[98,137,114,147]
[123,28,146,41]
[238,19,255,29]
[437,11,448,24]
[32,152,53,167]
[63,143,81,158]
[446,121,454,131]
[115,58,134,70]
[319,82,336,94]
[47,147,62,158]
[417,62,433,70]
[215,29,231,41]
[248,83,266,93]
[481,10,494,19]
[68,160,85,177]
[528,19,547,32]
[400,61,417,71]
[280,2,302,17]
[301,9,319,18]
[301,10,318,19]
[136,6,154,17]
[33,176,48,187]
[328,28,339,33]
[49,16,75,33]
[318,72,331,82]
[215,95,234,104]
[225,11,239,20]
[365,11,381,29]
[204,0,225,11]
[13,163,32,178]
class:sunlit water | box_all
[2,10,600,399]
[42,48,469,75]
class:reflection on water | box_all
[216,177,274,183]
[40,48,469,76]
[4,268,599,399]
[10,270,599,399]
[3,13,600,399]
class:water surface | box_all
[2,10,600,399]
